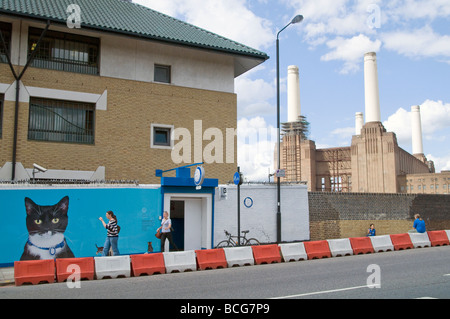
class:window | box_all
[154,64,171,83]
[0,22,12,64]
[151,123,173,149]
[28,98,95,144]
[28,27,99,75]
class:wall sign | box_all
[243,197,253,208]
[194,166,205,187]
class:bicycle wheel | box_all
[245,238,260,246]
[216,240,233,248]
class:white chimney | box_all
[287,65,301,122]
[411,105,424,155]
[355,112,364,135]
[364,52,381,123]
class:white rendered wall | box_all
[6,19,236,94]
[214,184,310,245]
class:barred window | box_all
[28,27,99,75]
[0,22,12,64]
[28,98,95,144]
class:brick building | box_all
[278,53,447,194]
[0,0,268,183]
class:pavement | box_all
[0,267,14,286]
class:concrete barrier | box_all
[369,235,394,253]
[56,257,95,282]
[94,255,131,279]
[14,259,55,286]
[327,238,353,257]
[130,253,166,276]
[223,246,255,267]
[163,251,197,273]
[279,243,307,262]
[408,232,431,248]
[427,230,450,247]
[251,244,282,265]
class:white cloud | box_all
[427,153,450,172]
[237,117,276,181]
[387,0,450,21]
[321,34,382,73]
[134,0,274,50]
[382,26,450,59]
[383,99,450,146]
[235,76,276,117]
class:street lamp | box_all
[276,14,304,243]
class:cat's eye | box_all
[52,218,59,224]
[34,219,42,225]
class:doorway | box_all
[170,200,184,251]
[163,193,213,251]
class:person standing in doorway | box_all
[158,211,179,252]
[99,211,120,256]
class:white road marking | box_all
[270,285,369,299]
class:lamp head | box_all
[291,15,304,24]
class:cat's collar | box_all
[27,238,65,256]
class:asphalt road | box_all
[1,245,449,301]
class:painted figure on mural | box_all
[20,196,75,260]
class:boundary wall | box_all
[309,192,450,241]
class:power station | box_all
[278,52,449,194]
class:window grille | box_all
[0,22,12,64]
[28,98,95,144]
[28,27,99,75]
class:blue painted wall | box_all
[0,186,162,266]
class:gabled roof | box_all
[0,0,269,66]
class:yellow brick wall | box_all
[0,64,237,183]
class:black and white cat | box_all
[20,196,75,260]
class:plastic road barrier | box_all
[163,250,197,273]
[55,257,95,282]
[14,259,55,286]
[349,237,374,255]
[390,233,414,250]
[369,235,394,252]
[408,232,431,248]
[130,253,166,276]
[251,244,282,265]
[223,246,255,267]
[427,230,450,247]
[327,238,353,257]
[195,248,227,270]
[94,255,131,279]
[304,240,331,259]
[279,243,308,262]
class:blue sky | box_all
[135,0,450,180]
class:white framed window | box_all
[151,123,174,149]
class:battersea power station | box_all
[278,52,449,195]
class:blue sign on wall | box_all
[0,187,162,266]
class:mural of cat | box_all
[20,196,75,260]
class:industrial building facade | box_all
[279,52,449,195]
[0,0,268,184]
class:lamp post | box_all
[276,14,303,244]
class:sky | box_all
[134,0,450,181]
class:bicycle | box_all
[215,230,260,248]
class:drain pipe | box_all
[0,19,50,181]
